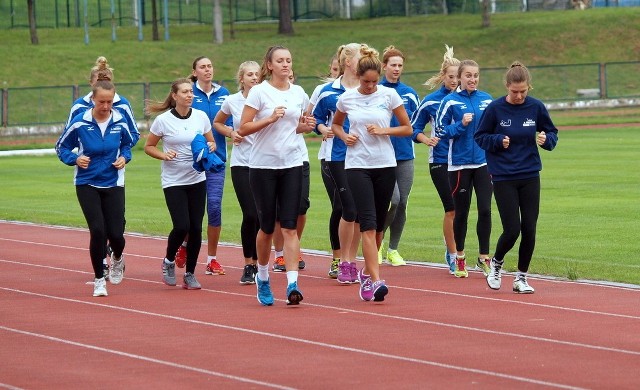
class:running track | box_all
[1,221,638,389]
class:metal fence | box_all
[1,61,638,132]
[6,0,637,30]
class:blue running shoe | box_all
[286,281,304,305]
[256,275,274,306]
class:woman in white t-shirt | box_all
[212,60,261,286]
[144,78,216,291]
[238,46,316,306]
[331,47,412,302]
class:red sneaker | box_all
[175,246,187,268]
[205,259,225,275]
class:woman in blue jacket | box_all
[378,45,420,266]
[411,45,460,274]
[56,77,138,297]
[435,59,493,278]
[475,62,558,293]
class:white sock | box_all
[257,264,269,281]
[275,250,284,258]
[164,258,174,264]
[286,270,298,285]
[207,255,216,264]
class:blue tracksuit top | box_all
[411,85,452,164]
[56,109,138,186]
[435,88,493,166]
[67,92,140,146]
[191,82,232,162]
[475,95,558,181]
[380,78,419,161]
[313,77,349,162]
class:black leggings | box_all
[346,167,396,232]
[321,159,341,251]
[493,177,540,272]
[231,166,259,260]
[327,160,358,222]
[250,166,302,233]
[163,181,207,274]
[76,185,125,279]
[449,166,492,254]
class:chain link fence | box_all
[1,61,639,131]
[6,0,630,29]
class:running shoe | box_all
[386,249,407,266]
[359,277,374,301]
[256,275,274,306]
[372,280,388,302]
[102,263,110,281]
[357,267,371,285]
[183,272,202,290]
[162,259,176,286]
[328,258,340,279]
[298,254,306,270]
[175,245,187,268]
[205,259,225,275]
[93,277,108,297]
[445,252,456,275]
[486,258,503,290]
[109,254,125,285]
[337,261,352,284]
[349,262,358,283]
[513,275,535,294]
[286,281,304,305]
[454,256,468,278]
[240,264,256,285]
[272,256,286,272]
[476,257,491,276]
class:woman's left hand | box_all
[112,156,126,170]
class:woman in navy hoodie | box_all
[475,62,558,294]
[434,60,494,279]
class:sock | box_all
[494,258,504,265]
[164,258,174,264]
[207,255,216,264]
[333,257,341,262]
[448,253,457,262]
[286,270,298,285]
[275,250,284,258]
[516,271,526,280]
[257,264,269,281]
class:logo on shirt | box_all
[500,119,511,127]
[195,97,204,103]
[523,118,536,127]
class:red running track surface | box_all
[1,221,639,389]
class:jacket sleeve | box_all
[119,122,135,163]
[474,104,504,152]
[435,100,465,140]
[537,105,558,151]
[55,123,80,166]
[410,102,429,143]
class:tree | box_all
[213,0,223,43]
[151,0,160,41]
[278,0,294,35]
[27,0,39,44]
[481,0,491,28]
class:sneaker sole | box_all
[183,284,201,290]
[487,278,501,290]
[454,272,469,278]
[93,292,108,297]
[513,288,534,294]
[373,285,388,302]
[239,278,256,285]
[205,270,225,275]
[286,290,304,305]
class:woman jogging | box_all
[411,45,460,274]
[378,45,420,266]
[475,61,558,293]
[331,45,413,302]
[56,76,139,297]
[238,45,315,306]
[212,60,261,285]
[144,78,216,290]
[434,59,494,278]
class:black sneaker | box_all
[102,264,110,281]
[240,264,256,285]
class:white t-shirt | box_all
[310,82,328,161]
[244,80,309,169]
[149,108,211,188]
[336,85,403,169]
[220,92,255,168]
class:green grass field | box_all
[1,125,639,285]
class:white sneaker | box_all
[93,277,108,297]
[513,275,535,294]
[486,258,502,290]
[109,254,124,285]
